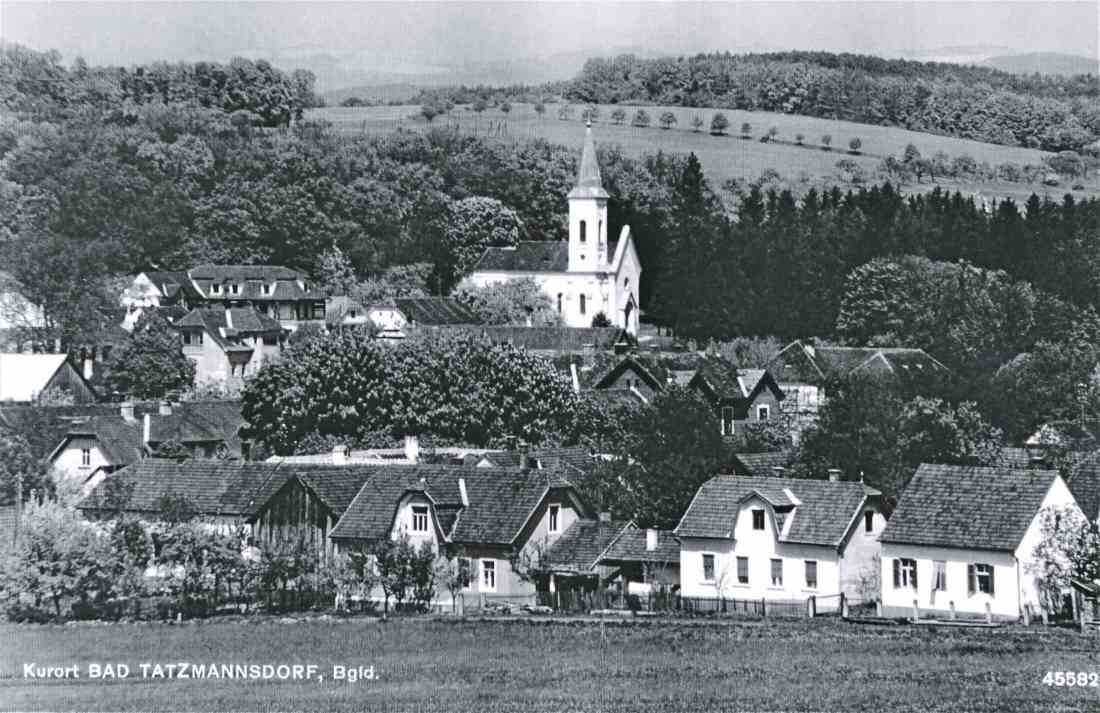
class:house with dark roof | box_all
[48,400,246,493]
[879,463,1081,621]
[674,473,884,602]
[582,351,785,436]
[731,451,796,478]
[468,124,641,334]
[420,325,628,356]
[121,265,327,332]
[767,341,949,438]
[174,307,285,393]
[0,354,99,404]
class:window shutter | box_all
[892,558,900,588]
[967,564,975,595]
[987,568,995,596]
[911,561,917,590]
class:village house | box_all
[0,353,99,404]
[675,473,884,604]
[879,463,1081,621]
[174,307,285,393]
[121,265,327,331]
[327,296,482,335]
[48,400,245,493]
[767,341,948,437]
[468,124,642,335]
[426,325,629,356]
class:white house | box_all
[675,473,884,603]
[468,123,642,335]
[879,463,1081,621]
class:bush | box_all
[821,134,833,150]
[740,122,751,138]
[632,109,651,128]
[591,312,612,328]
[848,137,862,154]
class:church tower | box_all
[567,122,609,273]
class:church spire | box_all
[569,122,609,199]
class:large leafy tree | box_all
[103,311,196,400]
[451,277,561,326]
[438,196,523,290]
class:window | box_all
[969,563,995,595]
[557,293,563,313]
[892,558,917,589]
[804,560,817,589]
[751,509,765,531]
[702,554,715,582]
[721,406,735,436]
[932,561,947,592]
[598,220,602,242]
[481,559,497,591]
[757,405,770,421]
[80,448,91,467]
[548,504,560,534]
[262,335,278,346]
[864,511,874,533]
[183,330,203,346]
[411,505,429,533]
[458,558,473,590]
[230,283,241,295]
[579,220,587,243]
[211,283,222,295]
[770,558,783,587]
[262,284,273,296]
[579,294,586,315]
[312,304,325,320]
[736,556,749,584]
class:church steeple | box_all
[567,122,608,272]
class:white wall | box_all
[51,437,112,489]
[839,504,886,600]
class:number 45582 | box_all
[1043,671,1100,687]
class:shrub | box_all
[659,111,677,130]
[710,113,730,135]
[740,122,751,138]
[690,114,704,132]
[591,312,612,328]
[632,109,651,128]
[610,107,627,125]
[848,137,862,154]
[821,134,833,150]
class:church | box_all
[468,123,642,335]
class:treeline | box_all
[565,52,1100,152]
[0,43,318,127]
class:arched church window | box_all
[579,294,587,315]
[557,293,563,313]
[598,221,602,242]
[579,220,587,243]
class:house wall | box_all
[735,386,783,429]
[252,478,335,558]
[1015,477,1082,613]
[679,495,843,601]
[838,503,886,601]
[601,366,661,400]
[183,333,232,389]
[42,363,97,404]
[51,437,112,487]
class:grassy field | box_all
[3,616,1100,712]
[310,103,1100,204]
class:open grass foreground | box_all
[2,616,1099,712]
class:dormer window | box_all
[579,220,587,243]
[262,284,273,296]
[751,509,765,530]
[230,283,241,295]
[211,284,223,295]
[411,505,429,533]
[548,504,560,533]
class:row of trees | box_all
[566,52,1099,152]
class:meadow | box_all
[310,103,1100,204]
[3,616,1099,712]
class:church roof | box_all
[568,123,609,200]
[474,241,570,272]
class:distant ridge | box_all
[980,52,1098,77]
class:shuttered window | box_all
[893,558,917,589]
[968,563,994,595]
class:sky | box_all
[1,1,1097,89]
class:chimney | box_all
[332,445,348,466]
[82,358,94,381]
[159,400,172,416]
[458,478,469,507]
[598,511,611,522]
[143,413,151,445]
[645,528,658,552]
[120,401,136,422]
[404,434,419,464]
[771,466,786,477]
[827,468,842,482]
[569,362,581,394]
[1028,455,1047,469]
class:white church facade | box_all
[468,124,642,335]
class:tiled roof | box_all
[732,451,795,477]
[186,265,326,301]
[769,341,948,385]
[175,307,283,351]
[78,460,291,518]
[675,475,871,546]
[394,298,482,326]
[329,465,577,545]
[691,357,749,400]
[880,463,1060,551]
[1062,453,1100,522]
[473,242,570,272]
[0,354,71,402]
[600,527,680,564]
[62,416,144,463]
[546,518,629,573]
[426,326,625,353]
[189,265,302,281]
[242,465,379,519]
[481,446,600,476]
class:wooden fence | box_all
[536,588,838,619]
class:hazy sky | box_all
[1,1,1096,86]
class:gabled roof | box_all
[59,415,144,463]
[78,459,291,518]
[0,354,88,403]
[393,298,482,326]
[600,527,680,564]
[880,463,1062,552]
[329,465,580,546]
[175,307,283,352]
[732,451,795,477]
[675,475,873,547]
[473,241,570,272]
[769,341,948,385]
[424,326,626,353]
[189,264,302,281]
[546,518,630,573]
[568,123,610,200]
[479,446,600,476]
[140,271,203,302]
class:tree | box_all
[0,432,49,505]
[439,197,523,290]
[103,311,196,400]
[420,105,439,123]
[659,111,678,130]
[590,312,612,328]
[558,104,574,120]
[611,107,627,125]
[440,547,472,613]
[795,132,805,145]
[500,101,511,114]
[848,137,862,154]
[315,246,358,296]
[766,126,779,142]
[1046,150,1084,179]
[583,105,600,123]
[1029,505,1100,616]
[533,102,546,119]
[632,109,651,128]
[372,533,420,614]
[451,277,562,326]
[740,122,752,139]
[690,114,704,132]
[821,134,832,150]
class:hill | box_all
[321,83,423,106]
[309,102,1099,204]
[981,52,1098,76]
